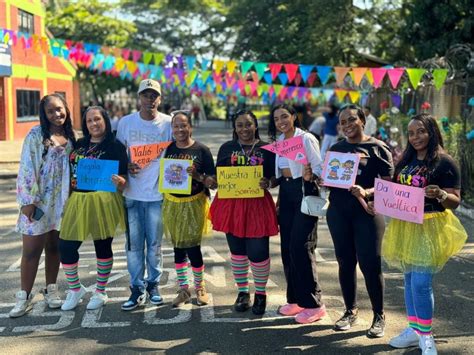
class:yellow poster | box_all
[217,166,264,199]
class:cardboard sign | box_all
[130,142,172,169]
[261,135,307,165]
[158,158,193,195]
[321,152,360,189]
[76,159,119,192]
[217,166,264,199]
[374,178,425,224]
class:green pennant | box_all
[153,52,165,65]
[432,69,448,90]
[241,61,254,75]
[406,68,426,89]
[143,52,153,65]
[254,62,268,79]
[201,70,211,83]
[273,84,283,96]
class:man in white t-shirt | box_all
[116,79,172,310]
[363,106,378,137]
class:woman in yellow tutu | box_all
[162,111,216,307]
[381,113,467,354]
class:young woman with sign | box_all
[58,106,128,311]
[210,110,278,315]
[382,113,467,354]
[162,111,216,307]
[325,104,393,337]
[10,94,76,318]
[268,104,326,324]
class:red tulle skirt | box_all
[210,190,279,238]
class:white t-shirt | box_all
[364,114,377,136]
[116,111,172,201]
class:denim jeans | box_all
[404,271,434,322]
[124,198,163,290]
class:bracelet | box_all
[436,190,448,203]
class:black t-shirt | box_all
[216,140,275,179]
[69,138,128,192]
[164,141,216,197]
[328,137,394,203]
[396,153,460,212]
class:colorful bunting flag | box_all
[406,68,426,89]
[432,69,448,90]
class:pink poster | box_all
[321,152,360,189]
[374,178,425,224]
[261,135,307,165]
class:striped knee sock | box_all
[415,317,433,335]
[192,265,205,290]
[175,262,189,289]
[407,315,418,330]
[96,257,113,293]
[250,258,270,295]
[62,262,80,292]
[230,254,249,293]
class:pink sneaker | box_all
[295,305,327,324]
[279,303,304,316]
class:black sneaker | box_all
[146,282,164,305]
[234,292,251,312]
[334,309,358,331]
[367,312,385,338]
[121,286,146,311]
[252,294,267,315]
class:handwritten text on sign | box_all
[217,166,264,199]
[374,178,425,224]
[130,142,171,169]
[76,159,119,192]
[261,135,307,165]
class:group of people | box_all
[10,79,467,355]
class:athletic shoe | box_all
[196,287,209,306]
[61,285,87,311]
[121,286,146,311]
[252,294,267,315]
[295,305,327,324]
[278,303,304,316]
[367,312,385,338]
[334,309,358,331]
[41,284,62,309]
[234,292,251,312]
[419,335,437,355]
[389,327,420,348]
[9,290,33,318]
[146,282,164,305]
[172,288,191,308]
[86,292,108,310]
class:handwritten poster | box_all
[130,142,172,169]
[261,135,307,165]
[321,152,360,189]
[158,158,193,194]
[76,159,119,192]
[217,166,264,199]
[374,178,425,224]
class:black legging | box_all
[278,177,323,309]
[226,234,269,262]
[59,238,113,264]
[174,246,204,268]
[326,199,385,314]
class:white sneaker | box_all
[86,292,108,310]
[419,334,437,355]
[61,285,87,311]
[389,327,420,348]
[9,290,33,318]
[41,284,62,309]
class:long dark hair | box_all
[268,104,301,141]
[81,106,115,145]
[39,94,76,157]
[394,113,445,178]
[232,110,260,141]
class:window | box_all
[18,10,34,34]
[16,90,40,122]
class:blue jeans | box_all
[124,198,163,290]
[404,272,434,325]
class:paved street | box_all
[0,120,473,354]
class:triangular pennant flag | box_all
[387,68,405,89]
[335,89,348,102]
[263,72,273,84]
[391,93,402,108]
[226,60,238,74]
[153,53,165,65]
[251,71,259,83]
[186,70,198,87]
[365,69,374,85]
[307,72,317,86]
[284,64,299,83]
[241,61,254,75]
[273,84,283,96]
[132,50,142,62]
[294,73,302,87]
[213,59,225,74]
[406,68,426,89]
[130,142,172,169]
[432,69,448,90]
[185,55,196,71]
[370,68,387,88]
[201,70,211,83]
[122,48,131,60]
[278,86,288,100]
[278,73,288,86]
[254,62,268,79]
[269,63,283,80]
[201,58,210,70]
[349,91,361,103]
[143,52,153,65]
[299,64,314,82]
[334,67,350,86]
[261,136,308,165]
[351,67,367,86]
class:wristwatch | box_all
[436,190,448,203]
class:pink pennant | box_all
[279,86,288,100]
[294,73,302,86]
[132,50,142,62]
[122,48,131,60]
[387,68,405,89]
[284,64,299,83]
[269,63,283,80]
[307,72,317,86]
[370,68,387,88]
[261,135,308,165]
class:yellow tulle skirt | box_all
[60,191,126,241]
[382,210,467,273]
[162,192,212,248]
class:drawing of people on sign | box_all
[321,152,360,189]
[327,159,341,180]
[340,160,355,181]
[165,163,187,186]
[159,158,193,194]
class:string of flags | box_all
[1,27,450,104]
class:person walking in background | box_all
[320,103,339,160]
[116,79,172,311]
[363,106,378,137]
[10,94,75,318]
[382,114,467,355]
